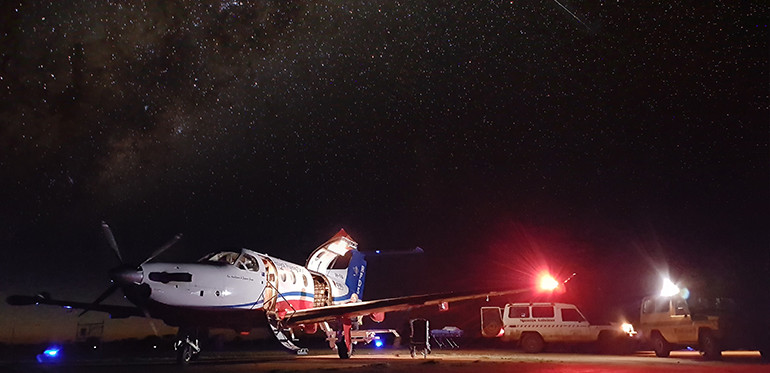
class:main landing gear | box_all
[336,318,354,359]
[321,318,355,359]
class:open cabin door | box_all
[261,257,278,312]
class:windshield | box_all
[198,251,239,265]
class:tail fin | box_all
[306,229,367,302]
[342,249,366,302]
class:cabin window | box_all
[291,272,296,284]
[561,308,584,322]
[674,299,688,315]
[532,306,555,318]
[642,299,653,314]
[509,306,529,318]
[303,275,308,287]
[643,298,671,314]
[281,272,286,283]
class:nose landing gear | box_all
[174,329,201,364]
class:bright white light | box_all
[621,323,636,336]
[660,278,680,297]
[539,274,559,291]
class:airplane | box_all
[7,223,526,363]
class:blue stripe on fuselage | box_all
[217,300,264,309]
[216,291,315,309]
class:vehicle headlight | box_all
[621,323,636,336]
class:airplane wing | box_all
[284,288,527,326]
[6,294,143,319]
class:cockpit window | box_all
[236,253,258,271]
[199,251,239,265]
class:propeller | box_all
[101,221,124,264]
[80,222,182,317]
[140,233,183,266]
[78,284,120,316]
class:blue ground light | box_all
[36,346,61,363]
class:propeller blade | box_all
[140,306,159,336]
[140,234,183,266]
[79,283,119,317]
[101,221,123,264]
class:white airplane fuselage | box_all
[131,247,363,331]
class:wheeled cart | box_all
[409,318,431,358]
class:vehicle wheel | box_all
[700,331,721,361]
[521,333,545,353]
[176,343,193,364]
[651,332,670,358]
[336,340,352,359]
[598,332,616,354]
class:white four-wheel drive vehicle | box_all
[481,302,636,353]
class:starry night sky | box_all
[1,1,768,343]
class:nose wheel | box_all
[174,329,201,364]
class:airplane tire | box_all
[521,333,545,353]
[336,341,352,359]
[177,343,193,364]
[651,332,670,357]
